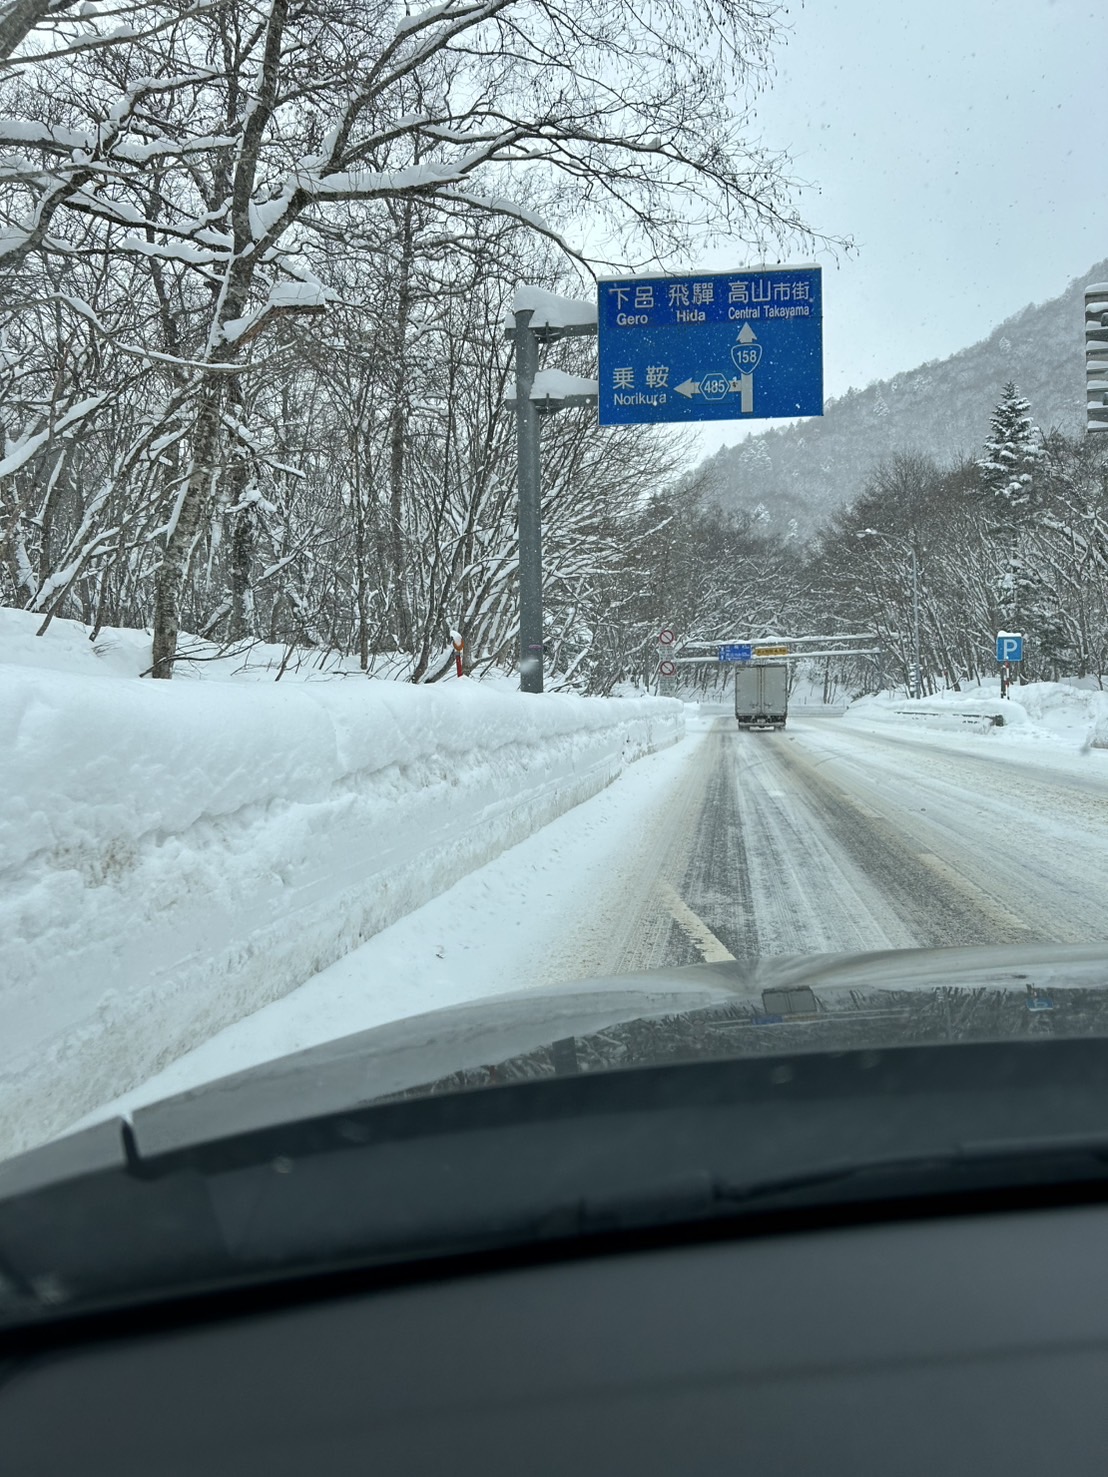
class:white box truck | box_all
[734,662,789,730]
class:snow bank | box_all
[0,609,682,1157]
[843,678,1108,751]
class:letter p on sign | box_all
[996,634,1023,663]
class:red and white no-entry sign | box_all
[658,659,677,677]
[657,628,676,646]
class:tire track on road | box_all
[765,735,1040,947]
[721,732,919,954]
[674,726,756,961]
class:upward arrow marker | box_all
[737,322,758,344]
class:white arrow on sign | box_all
[730,322,762,378]
[675,375,753,408]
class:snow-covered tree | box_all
[978,381,1045,508]
[0,0,824,676]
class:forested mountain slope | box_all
[699,261,1107,534]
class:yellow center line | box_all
[658,882,736,963]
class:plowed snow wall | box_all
[2,666,682,1155]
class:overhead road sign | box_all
[753,645,790,658]
[680,649,883,664]
[996,633,1023,663]
[779,648,883,660]
[719,643,754,662]
[597,265,823,426]
[682,632,878,650]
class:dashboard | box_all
[4,1198,1108,1475]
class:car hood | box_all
[7,942,1108,1333]
[6,940,1108,1198]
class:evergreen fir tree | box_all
[978,381,1045,507]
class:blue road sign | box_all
[597,266,822,426]
[719,643,754,662]
[996,633,1024,662]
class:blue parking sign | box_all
[996,633,1024,663]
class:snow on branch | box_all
[220,276,331,345]
[393,2,453,38]
[298,159,468,199]
[0,391,107,479]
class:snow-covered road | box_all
[682,711,1108,957]
[767,713,1108,947]
[81,704,1108,1127]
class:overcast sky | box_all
[690,0,1105,458]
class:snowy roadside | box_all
[72,718,716,1133]
[841,680,1108,765]
[1,609,683,1158]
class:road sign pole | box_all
[513,309,544,693]
[656,626,677,694]
[995,633,1023,697]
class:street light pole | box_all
[513,308,544,693]
[506,291,598,695]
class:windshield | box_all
[1,1,1107,1234]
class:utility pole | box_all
[512,308,544,693]
[911,546,922,699]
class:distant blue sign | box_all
[719,643,754,663]
[597,266,822,426]
[996,633,1024,663]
